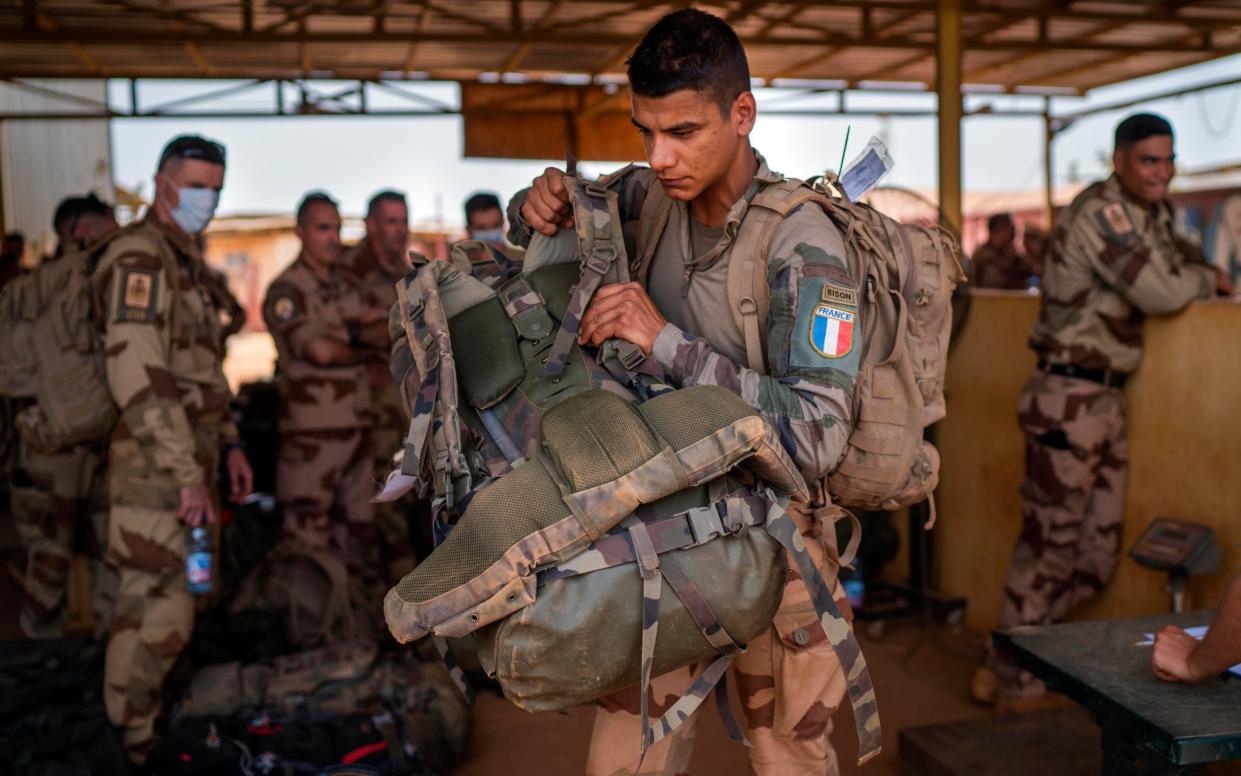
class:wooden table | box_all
[995,611,1241,775]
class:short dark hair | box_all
[2,231,23,247]
[464,192,502,223]
[366,190,407,218]
[157,134,227,172]
[1114,113,1173,151]
[626,8,750,113]
[296,191,338,224]
[987,212,1014,233]
[52,193,113,233]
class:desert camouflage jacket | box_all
[1030,174,1216,374]
[94,217,239,488]
[263,255,371,433]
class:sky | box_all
[107,53,1241,227]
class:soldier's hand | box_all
[578,282,668,355]
[177,483,215,527]
[1152,625,1206,682]
[1215,267,1235,297]
[521,167,574,236]
[226,447,254,503]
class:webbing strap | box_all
[712,671,750,746]
[497,274,554,342]
[543,180,622,379]
[643,654,734,752]
[628,522,662,759]
[765,500,882,765]
[659,552,741,654]
[430,635,476,706]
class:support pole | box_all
[1042,96,1054,229]
[935,0,962,232]
[0,118,6,235]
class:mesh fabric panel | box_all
[449,297,524,408]
[540,390,661,492]
[639,385,756,451]
[393,462,568,603]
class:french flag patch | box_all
[810,304,855,358]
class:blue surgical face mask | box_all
[470,228,505,245]
[170,187,219,235]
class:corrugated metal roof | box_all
[1,1,1238,93]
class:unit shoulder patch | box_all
[116,268,159,322]
[821,280,859,307]
[1101,202,1135,238]
[271,293,298,322]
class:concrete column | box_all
[935,0,963,231]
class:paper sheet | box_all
[1138,625,1241,678]
[840,136,895,202]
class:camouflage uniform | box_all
[510,153,861,775]
[5,246,116,638]
[989,174,1218,698]
[202,264,247,341]
[262,256,380,590]
[970,242,1029,290]
[93,217,241,761]
[344,238,418,581]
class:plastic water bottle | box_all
[186,526,212,595]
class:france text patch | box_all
[810,304,855,358]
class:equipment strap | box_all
[765,499,882,765]
[496,274,555,343]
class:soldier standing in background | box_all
[344,190,418,581]
[8,194,119,639]
[970,212,1030,290]
[94,135,254,763]
[263,192,389,592]
[974,113,1234,712]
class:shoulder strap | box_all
[726,180,834,374]
[633,178,674,285]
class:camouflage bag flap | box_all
[0,269,39,398]
[384,384,808,643]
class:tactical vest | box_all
[636,174,965,517]
[380,178,881,763]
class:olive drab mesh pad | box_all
[382,175,882,764]
[653,175,965,513]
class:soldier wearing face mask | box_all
[92,134,254,764]
[464,191,523,264]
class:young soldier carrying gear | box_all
[975,113,1234,712]
[510,10,872,775]
[94,135,254,763]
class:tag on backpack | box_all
[840,136,895,202]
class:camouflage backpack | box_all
[638,175,964,515]
[8,231,176,453]
[380,177,881,762]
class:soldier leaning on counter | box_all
[975,113,1234,712]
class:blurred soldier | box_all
[1021,224,1048,287]
[9,194,119,639]
[465,191,523,262]
[94,135,254,763]
[971,212,1029,290]
[1,232,26,290]
[512,10,865,774]
[264,192,388,591]
[975,113,1233,711]
[344,190,417,581]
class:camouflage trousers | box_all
[10,440,116,638]
[988,371,1128,697]
[104,433,219,763]
[277,429,382,593]
[587,503,847,776]
[368,390,419,583]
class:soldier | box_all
[94,135,254,763]
[0,232,25,290]
[511,10,863,774]
[343,190,418,581]
[971,212,1030,290]
[263,192,388,593]
[974,113,1233,711]
[9,194,119,639]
